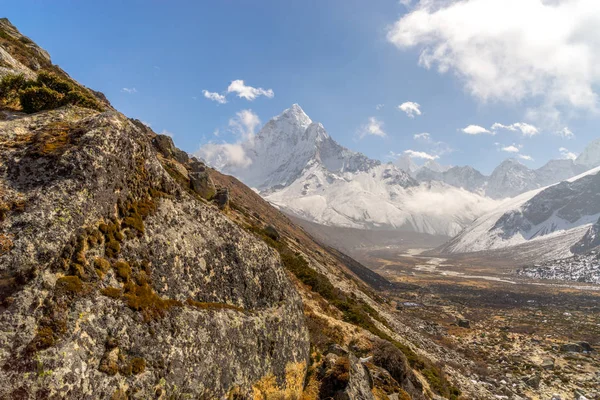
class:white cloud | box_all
[559,147,578,160]
[121,87,137,94]
[400,0,413,7]
[518,154,534,161]
[492,122,539,137]
[557,127,575,138]
[387,0,600,113]
[501,145,520,153]
[229,109,261,141]
[359,117,387,138]
[202,90,227,104]
[398,102,422,118]
[376,104,385,110]
[404,149,439,160]
[196,109,261,170]
[159,129,173,137]
[227,79,274,101]
[196,142,252,169]
[411,132,453,158]
[461,125,492,135]
[413,132,431,142]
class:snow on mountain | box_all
[415,157,592,200]
[575,138,600,168]
[202,104,498,236]
[485,158,539,199]
[265,162,498,236]
[440,166,600,257]
[213,104,378,190]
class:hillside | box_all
[0,18,507,400]
[438,166,600,265]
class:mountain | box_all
[485,158,540,199]
[204,105,500,236]
[439,166,600,262]
[575,138,600,168]
[214,104,379,190]
[0,19,503,399]
[415,156,594,200]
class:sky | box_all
[5,0,600,174]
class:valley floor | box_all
[359,246,600,400]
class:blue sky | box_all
[5,0,599,174]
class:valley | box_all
[357,246,600,400]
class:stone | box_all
[578,342,594,352]
[0,107,309,399]
[524,374,540,389]
[458,318,471,328]
[541,357,555,370]
[215,187,230,210]
[327,343,348,357]
[153,134,189,164]
[561,343,584,353]
[190,170,216,199]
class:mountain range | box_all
[203,105,600,239]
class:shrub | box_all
[19,86,62,113]
[36,71,73,94]
[0,74,29,105]
[0,72,103,113]
[319,357,350,398]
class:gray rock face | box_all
[572,216,600,254]
[343,354,376,400]
[153,134,189,164]
[492,171,600,240]
[189,170,216,199]
[0,107,309,399]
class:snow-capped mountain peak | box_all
[575,138,600,168]
[202,104,499,236]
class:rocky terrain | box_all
[517,250,600,284]
[0,18,535,400]
[438,166,600,264]
[1,17,598,400]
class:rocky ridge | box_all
[0,18,514,400]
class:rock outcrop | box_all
[0,106,309,398]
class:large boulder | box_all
[190,170,216,199]
[0,108,309,399]
[152,134,189,164]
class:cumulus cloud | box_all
[227,79,274,101]
[557,127,575,139]
[196,142,252,169]
[404,149,439,160]
[202,90,227,104]
[518,154,534,161]
[501,145,520,153]
[491,122,539,137]
[559,147,578,160]
[413,132,431,141]
[387,0,600,114]
[196,109,261,170]
[121,87,137,94]
[229,109,261,141]
[376,104,385,110]
[461,125,492,135]
[359,117,387,138]
[398,102,422,118]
